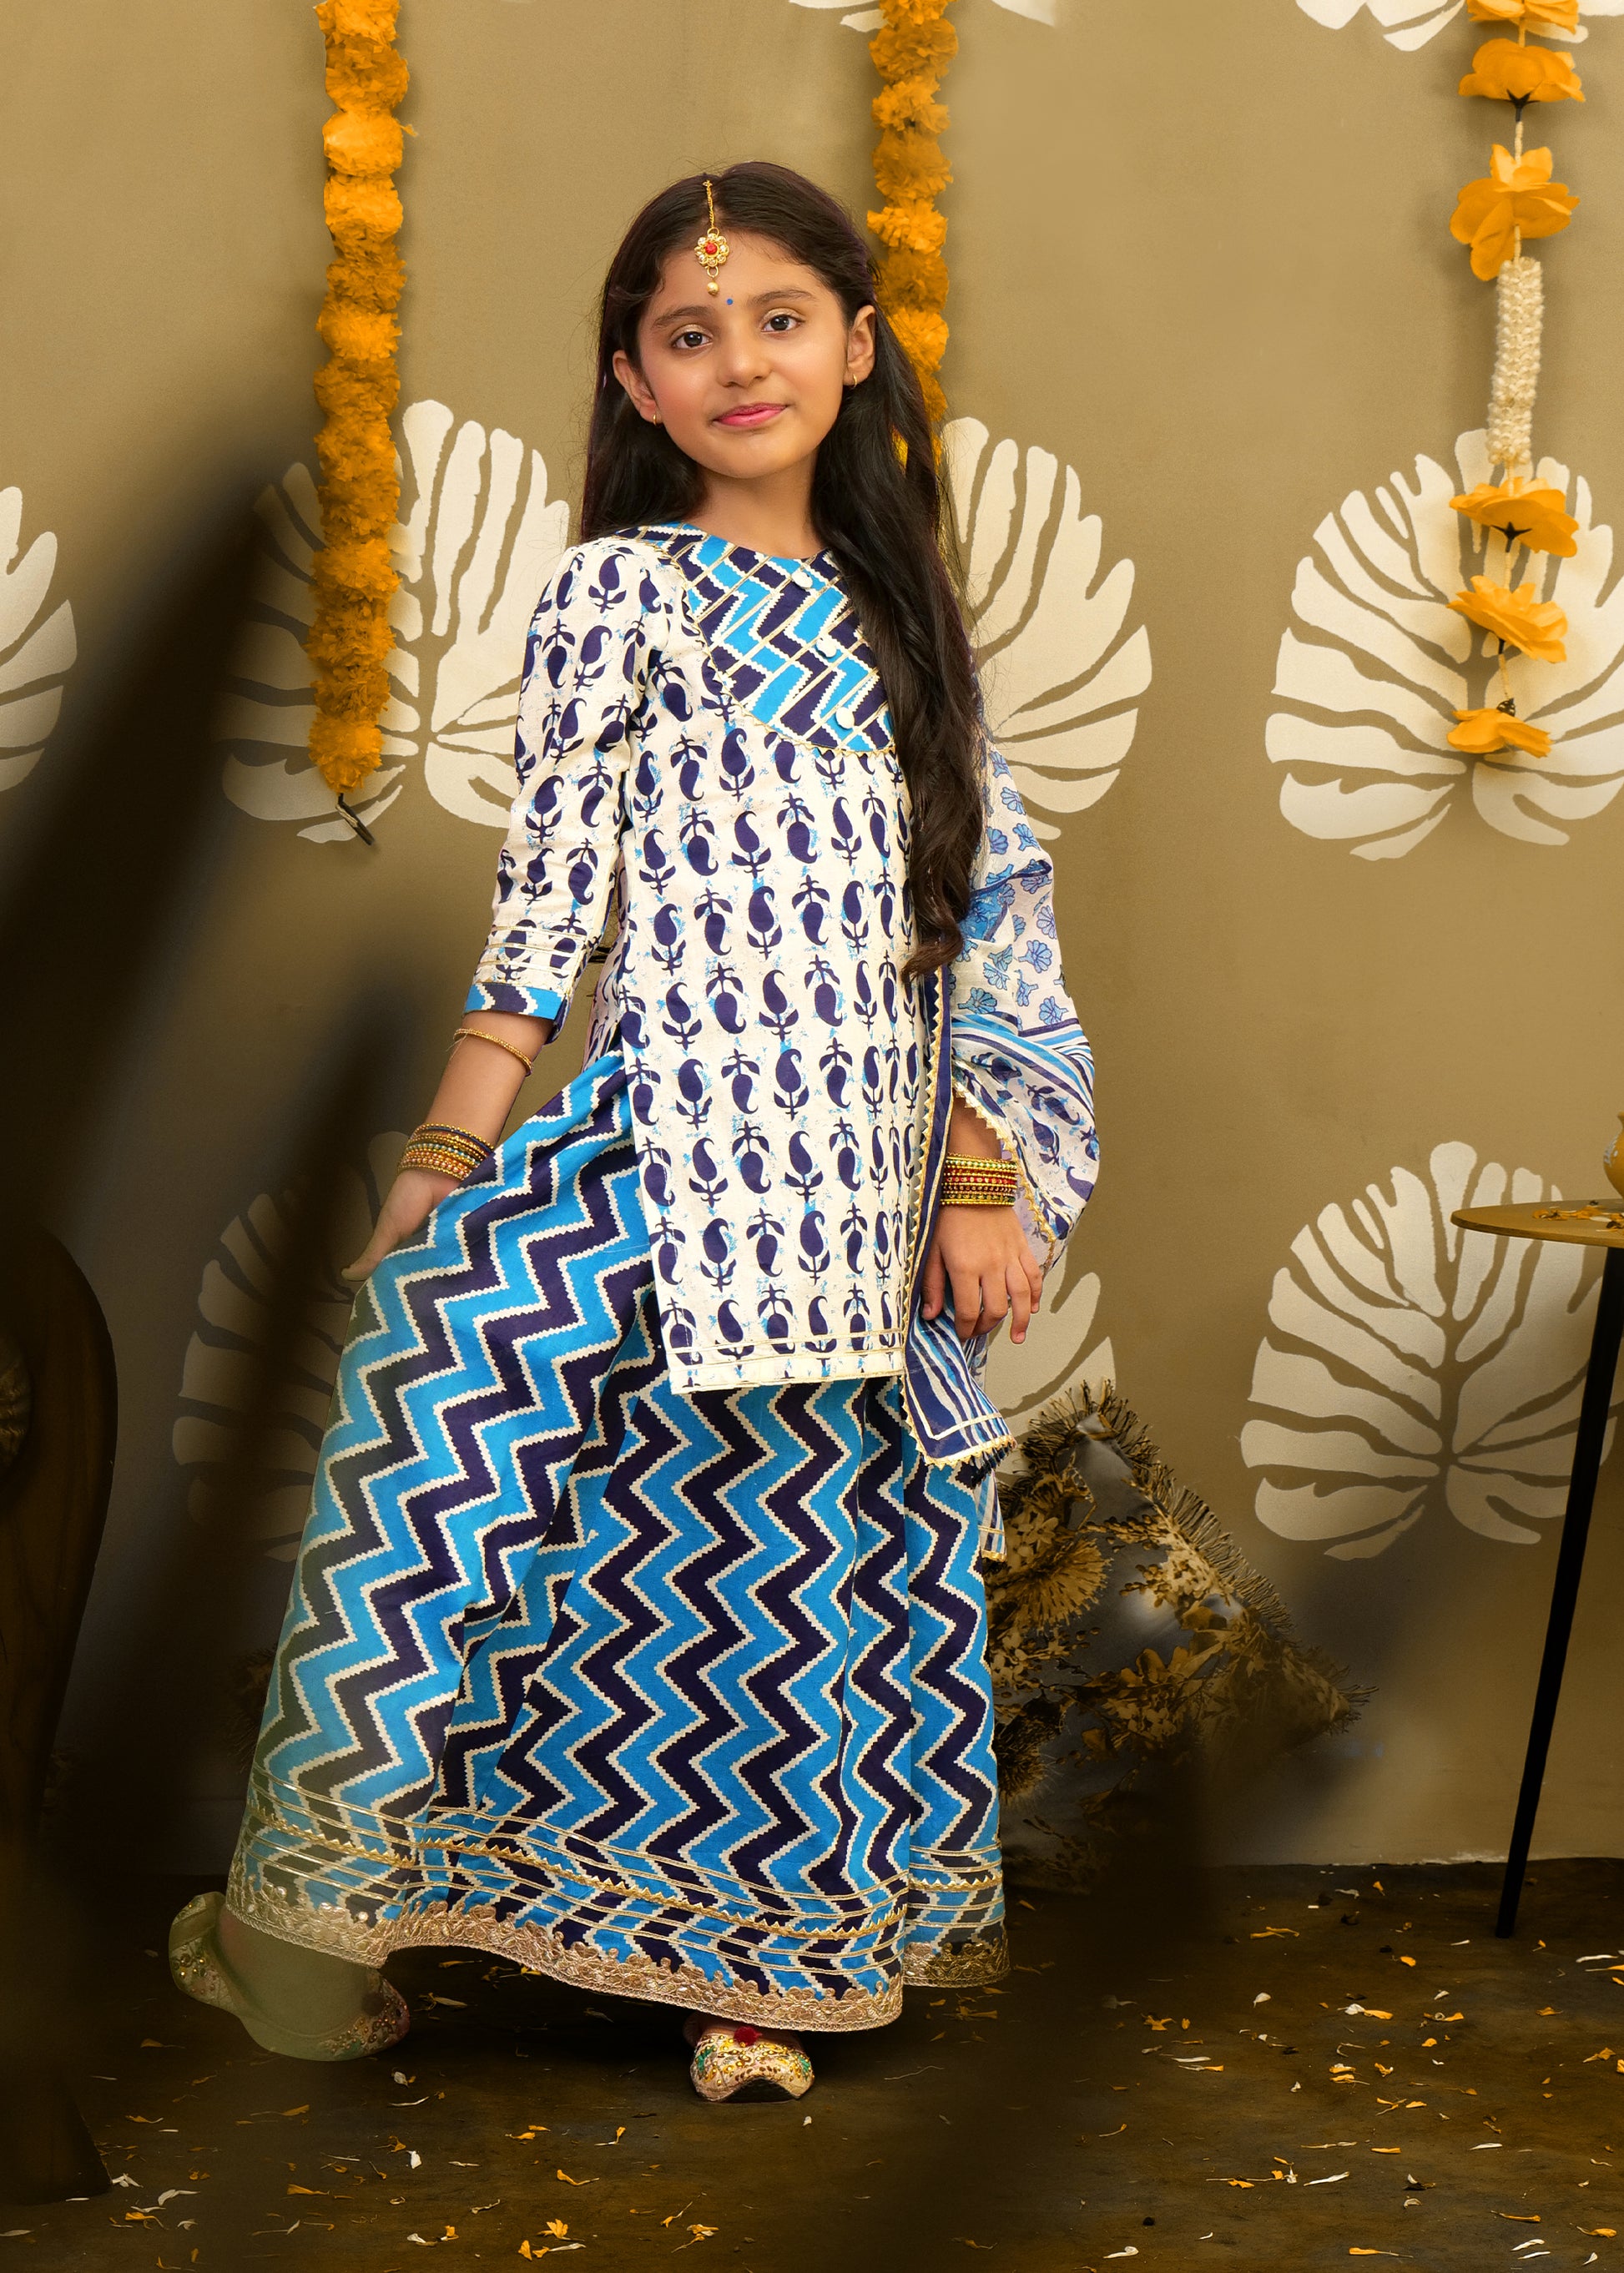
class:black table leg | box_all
[1496,1244,1624,1938]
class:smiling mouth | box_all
[714,403,786,429]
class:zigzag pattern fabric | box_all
[229,1054,1007,2027]
[648,524,892,751]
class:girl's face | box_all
[613,231,875,491]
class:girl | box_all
[170,163,1097,2103]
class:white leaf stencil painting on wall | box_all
[0,486,76,795]
[942,418,1152,841]
[1268,430,1624,857]
[1242,1142,1619,1561]
[217,401,569,842]
[1295,0,1621,51]
[173,1135,405,1560]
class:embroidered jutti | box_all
[227,529,1097,2028]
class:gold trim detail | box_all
[226,1867,907,2034]
[908,1927,1010,1985]
[228,1780,1008,2033]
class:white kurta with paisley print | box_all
[467,527,1096,1404]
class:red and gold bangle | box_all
[941,1152,1017,1207]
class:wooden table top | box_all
[1453,1200,1624,1251]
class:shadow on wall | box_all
[0,487,417,2192]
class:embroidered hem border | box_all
[228,1768,1007,2032]
[225,1865,1009,2032]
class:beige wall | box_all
[4,0,1622,1867]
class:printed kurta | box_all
[465,529,1097,1433]
[228,529,1096,2028]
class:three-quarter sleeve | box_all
[466,540,670,1025]
[946,738,1098,1258]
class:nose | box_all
[713,317,772,390]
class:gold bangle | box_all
[401,1122,495,1182]
[407,1129,490,1152]
[415,1121,494,1154]
[401,1147,477,1181]
[452,1026,535,1075]
[406,1142,486,1167]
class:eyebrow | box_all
[649,287,818,325]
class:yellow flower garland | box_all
[866,0,955,424]
[1445,4,1593,761]
[308,0,409,804]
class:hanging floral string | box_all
[1445,0,1584,763]
[866,0,955,423]
[307,0,409,807]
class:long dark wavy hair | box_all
[581,162,982,978]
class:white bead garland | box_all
[1486,252,1544,478]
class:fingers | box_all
[920,1241,946,1320]
[928,1220,1048,1343]
[1006,1258,1033,1344]
[1015,1247,1043,1340]
[341,1233,396,1282]
[950,1266,986,1340]
[341,1227,398,1281]
[341,1170,458,1284]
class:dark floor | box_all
[5,1859,1623,2270]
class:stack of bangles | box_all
[940,1151,1018,1207]
[399,1122,495,1181]
[397,1026,539,1182]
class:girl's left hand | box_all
[920,1206,1044,1343]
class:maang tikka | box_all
[694,179,730,296]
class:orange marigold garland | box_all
[866,0,955,424]
[1445,1,1590,764]
[308,0,409,805]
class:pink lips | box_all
[715,403,785,429]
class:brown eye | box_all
[673,329,708,350]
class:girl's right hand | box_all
[342,1167,461,1283]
